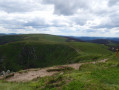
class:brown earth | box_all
[2,59,107,82]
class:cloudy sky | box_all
[0,0,119,37]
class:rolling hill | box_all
[0,34,112,72]
[64,36,119,44]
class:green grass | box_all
[68,42,112,62]
[0,34,66,44]
[61,55,119,90]
[0,41,78,71]
[22,34,66,42]
[69,42,112,54]
[0,81,33,90]
[31,55,119,90]
[1,55,119,90]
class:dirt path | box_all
[5,59,108,82]
[62,58,108,70]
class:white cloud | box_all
[0,0,119,37]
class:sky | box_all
[0,0,119,37]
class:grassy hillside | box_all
[0,34,70,71]
[68,42,112,62]
[0,34,112,72]
[0,41,78,71]
[0,34,66,45]
[0,55,119,90]
[0,34,117,90]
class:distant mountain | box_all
[71,36,119,41]
[7,33,17,35]
[72,37,104,41]
[63,36,85,42]
[0,33,6,36]
[107,38,119,42]
[88,39,119,44]
[89,39,111,44]
[62,36,119,44]
[0,33,18,36]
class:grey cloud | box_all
[43,0,89,15]
[86,29,97,33]
[108,0,119,6]
[0,16,68,31]
[71,14,92,26]
[0,0,40,13]
[93,24,119,29]
[24,18,47,27]
[73,18,87,26]
[92,14,119,29]
[24,20,67,29]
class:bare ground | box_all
[3,59,108,82]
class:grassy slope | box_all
[61,55,119,90]
[68,42,112,62]
[0,81,33,90]
[0,34,117,90]
[0,34,66,44]
[0,34,112,72]
[0,34,80,71]
[0,55,119,90]
[0,41,78,71]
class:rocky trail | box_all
[0,59,108,82]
